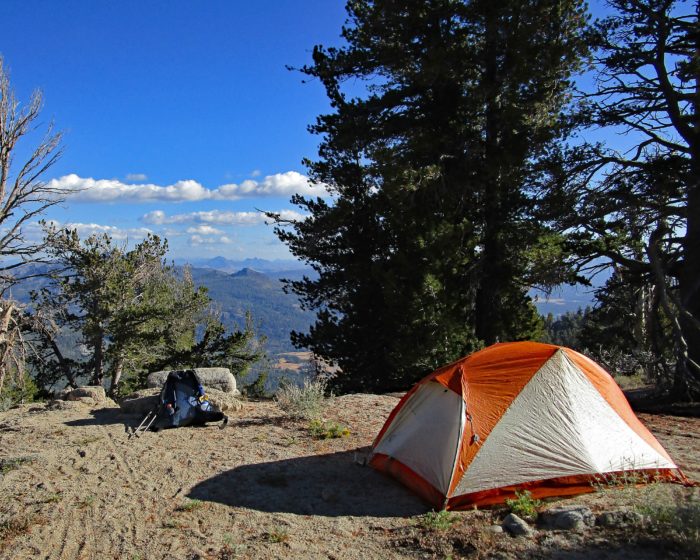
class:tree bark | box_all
[48,338,77,389]
[92,328,105,387]
[475,6,506,345]
[678,152,700,398]
[109,356,124,398]
[0,301,16,393]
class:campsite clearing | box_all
[0,394,698,559]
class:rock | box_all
[147,368,239,394]
[206,389,243,413]
[53,388,72,400]
[47,400,83,411]
[596,509,644,528]
[119,387,242,415]
[487,524,504,534]
[119,389,159,415]
[538,505,595,531]
[66,386,107,404]
[502,513,534,537]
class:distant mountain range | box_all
[5,260,315,356]
[187,266,315,354]
[175,256,313,280]
[530,284,597,317]
[7,257,598,361]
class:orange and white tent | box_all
[370,341,688,510]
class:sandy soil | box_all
[0,394,698,560]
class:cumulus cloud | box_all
[52,171,327,203]
[125,173,148,182]
[50,174,209,203]
[23,220,153,242]
[216,172,326,199]
[141,209,307,226]
[64,223,154,241]
[189,234,233,246]
[186,225,224,235]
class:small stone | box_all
[502,513,534,537]
[77,449,86,458]
[487,524,504,534]
[539,505,595,531]
[596,510,644,528]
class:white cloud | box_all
[141,208,307,226]
[63,222,154,241]
[189,234,233,246]
[52,171,327,203]
[250,169,261,178]
[125,173,148,182]
[23,220,153,242]
[216,171,326,199]
[50,174,209,203]
[186,225,224,235]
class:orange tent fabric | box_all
[370,342,690,510]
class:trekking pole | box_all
[132,409,158,438]
[139,410,159,435]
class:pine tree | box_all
[553,0,700,399]
[271,0,588,392]
[32,227,264,396]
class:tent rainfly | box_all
[369,341,691,510]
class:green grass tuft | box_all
[176,499,204,512]
[308,419,350,439]
[505,490,542,522]
[418,510,458,531]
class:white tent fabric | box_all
[373,381,465,494]
[453,350,676,496]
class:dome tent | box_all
[369,341,689,510]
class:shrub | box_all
[505,490,542,522]
[308,419,350,439]
[244,371,269,398]
[418,510,457,531]
[266,527,289,543]
[0,372,40,410]
[275,377,328,421]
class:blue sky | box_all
[2,0,612,261]
[1,0,347,259]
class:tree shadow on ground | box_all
[188,448,428,518]
[64,407,140,429]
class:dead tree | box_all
[0,57,69,396]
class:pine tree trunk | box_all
[677,152,700,399]
[49,338,78,389]
[109,356,124,398]
[0,302,16,394]
[475,7,504,345]
[92,329,104,387]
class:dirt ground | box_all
[0,394,698,560]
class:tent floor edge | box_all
[446,468,691,509]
